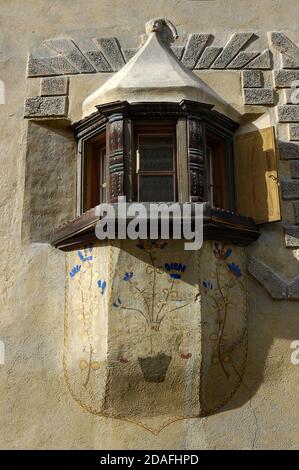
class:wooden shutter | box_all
[235,127,281,224]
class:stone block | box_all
[28,55,80,77]
[277,105,299,122]
[40,77,69,96]
[284,88,299,105]
[49,56,80,75]
[243,88,275,105]
[291,161,299,178]
[24,96,68,118]
[181,34,211,68]
[274,70,299,88]
[248,256,287,299]
[278,141,299,159]
[289,125,299,141]
[121,48,138,62]
[284,225,299,247]
[281,180,299,199]
[84,50,112,71]
[228,51,259,69]
[212,33,253,69]
[170,45,185,61]
[245,49,272,69]
[287,275,299,299]
[293,201,299,223]
[271,32,299,61]
[44,39,95,73]
[283,55,299,69]
[27,56,57,77]
[96,37,125,71]
[242,70,263,87]
[195,46,222,69]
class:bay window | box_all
[51,100,262,249]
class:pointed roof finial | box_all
[83,18,238,121]
[145,18,178,44]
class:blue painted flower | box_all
[165,263,186,279]
[69,265,81,278]
[112,298,122,308]
[202,280,213,291]
[97,280,107,295]
[170,273,181,279]
[78,243,93,263]
[228,262,242,278]
[123,272,133,281]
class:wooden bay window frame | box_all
[74,112,108,216]
[50,100,260,250]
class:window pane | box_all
[139,135,174,171]
[206,132,229,210]
[83,132,106,212]
[139,175,174,202]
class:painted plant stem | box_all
[117,244,192,334]
[84,345,94,389]
[121,306,150,327]
[79,286,94,388]
[215,261,230,378]
[128,278,151,318]
[149,251,157,325]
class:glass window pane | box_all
[139,135,174,171]
[139,175,174,202]
[83,132,106,211]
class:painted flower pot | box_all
[138,353,172,382]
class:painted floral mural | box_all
[64,239,247,432]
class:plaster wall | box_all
[0,0,299,449]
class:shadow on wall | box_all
[21,121,77,244]
[112,201,298,419]
[106,238,299,419]
[218,280,299,416]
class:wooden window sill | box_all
[50,203,260,251]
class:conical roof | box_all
[83,19,237,119]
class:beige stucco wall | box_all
[0,0,299,449]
